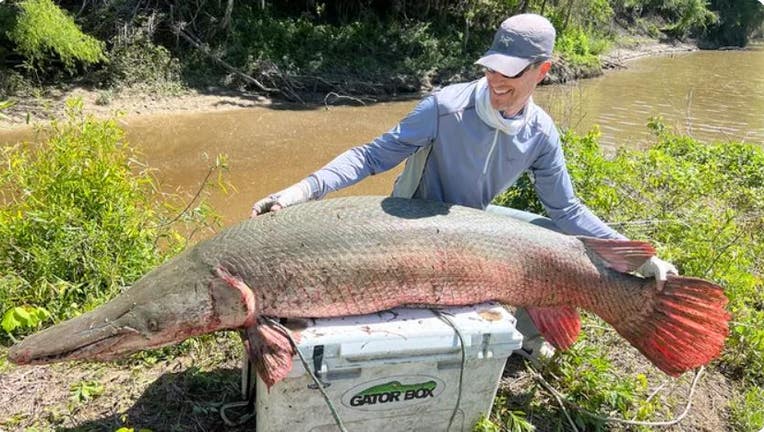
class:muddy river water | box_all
[2,44,763,225]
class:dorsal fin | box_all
[525,306,581,350]
[578,237,655,273]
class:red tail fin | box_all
[616,276,730,376]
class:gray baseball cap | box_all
[475,14,556,77]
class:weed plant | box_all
[0,99,220,341]
[105,34,184,94]
[493,121,764,430]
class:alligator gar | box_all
[8,196,730,387]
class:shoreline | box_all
[0,40,698,132]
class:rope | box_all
[220,400,256,426]
[220,343,258,426]
[265,317,349,432]
[433,309,466,432]
[529,364,706,427]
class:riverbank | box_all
[3,38,763,432]
[0,39,697,132]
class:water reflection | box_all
[534,43,764,148]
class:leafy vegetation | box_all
[704,0,764,48]
[475,400,537,432]
[0,100,221,341]
[0,0,761,100]
[493,121,764,431]
[730,385,764,432]
[6,0,106,73]
[69,379,104,404]
[0,99,13,120]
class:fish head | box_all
[8,255,256,365]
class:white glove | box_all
[251,179,313,217]
[636,256,679,291]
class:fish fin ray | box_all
[578,237,656,273]
[615,276,729,376]
[213,266,257,328]
[245,321,298,390]
[525,306,581,350]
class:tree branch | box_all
[171,24,277,95]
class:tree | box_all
[705,0,764,47]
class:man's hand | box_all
[251,179,313,217]
[637,256,679,291]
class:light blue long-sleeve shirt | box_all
[305,80,625,239]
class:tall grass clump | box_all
[0,99,213,342]
[494,121,764,428]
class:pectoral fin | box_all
[243,320,298,390]
[526,305,581,350]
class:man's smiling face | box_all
[484,61,551,117]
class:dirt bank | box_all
[0,40,697,132]
[601,40,697,67]
[0,328,734,431]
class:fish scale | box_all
[210,197,585,317]
[9,196,730,385]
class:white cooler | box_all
[241,303,523,432]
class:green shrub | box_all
[203,11,469,92]
[0,99,216,341]
[106,34,183,93]
[7,0,106,73]
[555,27,609,69]
[730,385,764,432]
[494,121,764,426]
[659,0,718,39]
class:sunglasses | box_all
[483,63,538,79]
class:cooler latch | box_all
[307,344,331,389]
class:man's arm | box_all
[530,125,677,288]
[529,126,625,239]
[252,96,438,216]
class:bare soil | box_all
[0,333,255,432]
[0,326,734,432]
[0,87,272,132]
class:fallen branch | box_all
[528,364,579,432]
[171,24,285,98]
[323,92,370,109]
[259,62,305,103]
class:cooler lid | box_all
[287,303,523,363]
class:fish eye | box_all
[147,319,159,332]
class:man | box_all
[251,14,677,358]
